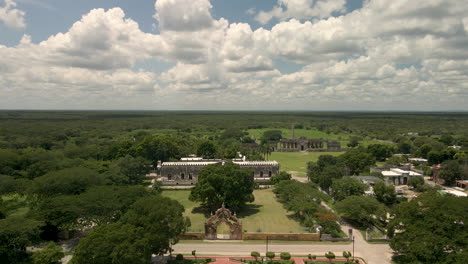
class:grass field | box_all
[269,152,344,177]
[162,189,306,233]
[247,128,389,148]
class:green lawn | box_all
[162,189,306,233]
[247,128,389,148]
[269,152,344,177]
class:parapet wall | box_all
[181,232,205,240]
[243,232,320,241]
[180,232,321,241]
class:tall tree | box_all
[271,171,292,185]
[388,192,467,263]
[373,182,397,206]
[132,135,180,165]
[72,195,189,264]
[339,149,376,175]
[262,130,282,141]
[32,242,64,264]
[196,141,217,159]
[189,162,255,210]
[331,177,368,201]
[367,144,393,161]
[0,216,43,263]
[110,155,149,185]
[439,160,463,185]
[335,196,386,227]
[29,167,103,199]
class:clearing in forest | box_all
[269,151,344,177]
[162,189,306,234]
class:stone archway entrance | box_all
[204,203,243,240]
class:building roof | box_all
[161,159,279,167]
[408,158,428,162]
[382,171,400,177]
[391,168,422,176]
[382,168,422,177]
[181,157,204,161]
[162,161,221,166]
[232,161,279,166]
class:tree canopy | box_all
[271,171,292,185]
[72,195,189,264]
[388,192,467,263]
[28,167,103,199]
[32,242,64,264]
[109,155,149,185]
[262,130,282,142]
[331,177,368,201]
[373,182,397,206]
[196,141,217,159]
[189,162,255,210]
[335,195,386,227]
[0,216,43,263]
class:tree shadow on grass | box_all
[191,206,212,217]
[191,204,262,218]
[286,213,301,222]
[235,204,262,218]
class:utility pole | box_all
[266,235,269,253]
[352,236,355,261]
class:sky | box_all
[0,0,467,111]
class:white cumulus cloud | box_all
[1,0,468,110]
[255,0,346,24]
[0,0,26,29]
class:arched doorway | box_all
[205,203,243,240]
[216,220,231,239]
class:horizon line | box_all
[1,109,468,113]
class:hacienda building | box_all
[155,157,280,186]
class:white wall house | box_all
[381,168,423,186]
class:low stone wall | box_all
[181,232,205,240]
[243,233,320,241]
[180,232,321,241]
[320,234,350,242]
[365,227,389,242]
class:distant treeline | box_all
[1,111,467,145]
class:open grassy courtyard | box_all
[269,152,344,177]
[162,188,306,233]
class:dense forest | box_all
[1,111,467,263]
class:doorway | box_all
[216,221,231,239]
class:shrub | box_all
[176,254,184,261]
[32,242,64,264]
[325,252,335,263]
[266,252,275,262]
[343,251,351,261]
[280,252,291,260]
[251,251,260,261]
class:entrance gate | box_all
[204,203,243,240]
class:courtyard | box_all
[162,189,307,233]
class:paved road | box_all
[173,233,392,264]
